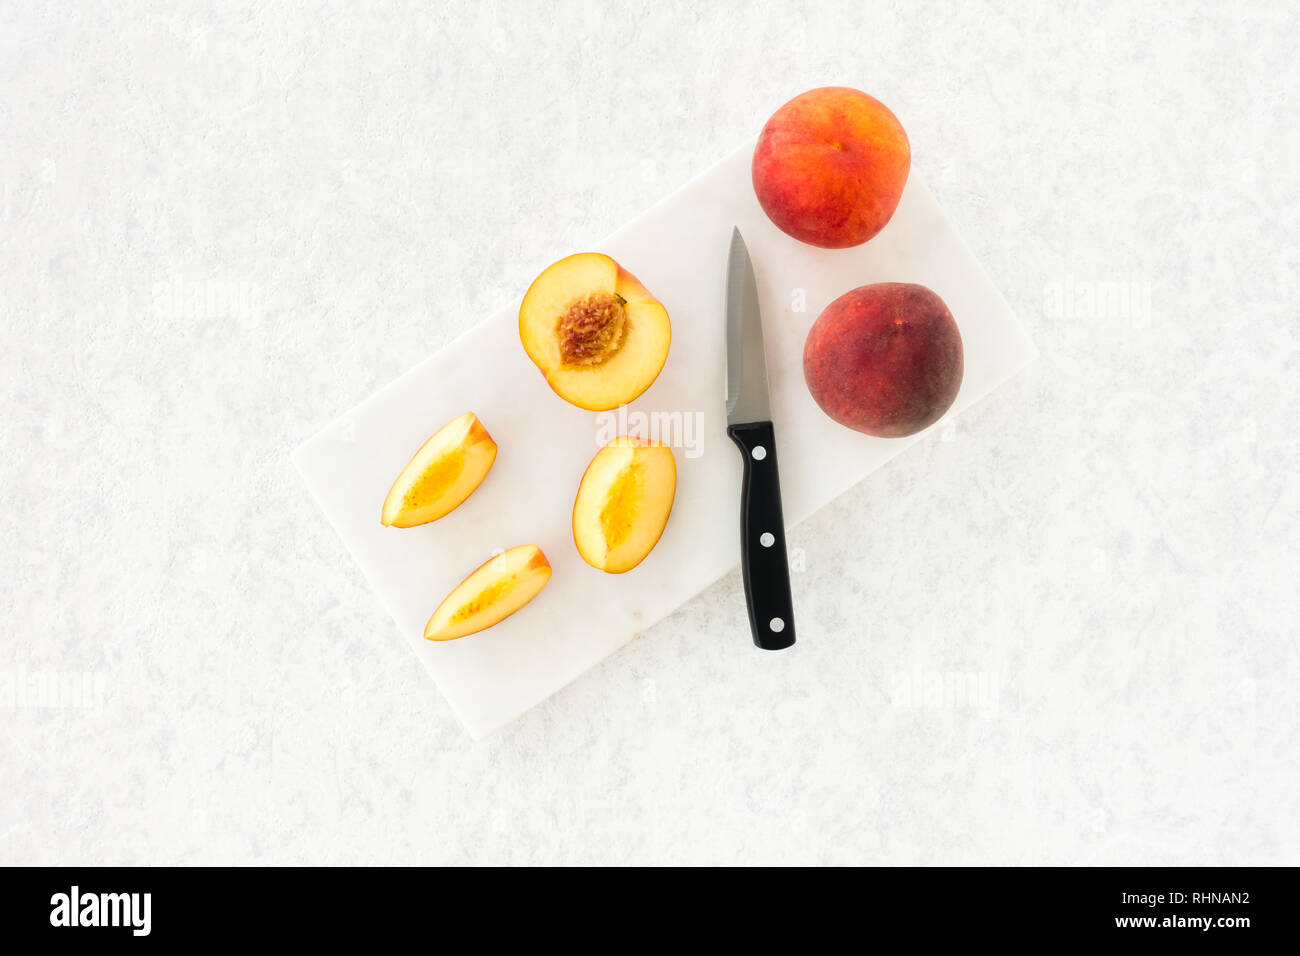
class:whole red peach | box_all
[752,87,910,249]
[803,283,963,437]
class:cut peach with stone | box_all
[382,412,497,528]
[424,544,552,641]
[519,253,671,411]
[572,436,676,573]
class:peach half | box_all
[382,412,497,528]
[572,436,676,573]
[424,544,552,641]
[519,253,671,411]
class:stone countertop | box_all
[2,0,1297,865]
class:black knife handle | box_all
[727,420,796,650]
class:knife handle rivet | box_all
[751,445,767,461]
[769,617,785,633]
[760,532,775,548]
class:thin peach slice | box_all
[519,253,671,411]
[382,412,497,528]
[424,545,552,641]
[572,436,676,573]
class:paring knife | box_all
[725,228,796,651]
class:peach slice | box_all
[572,436,676,573]
[519,253,671,411]
[382,412,497,528]
[424,544,552,641]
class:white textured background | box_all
[2,1,1297,865]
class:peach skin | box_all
[752,86,910,249]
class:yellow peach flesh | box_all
[573,437,676,573]
[424,545,551,641]
[382,413,497,528]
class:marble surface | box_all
[2,1,1297,865]
[293,145,1037,740]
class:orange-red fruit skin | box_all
[752,86,910,249]
[803,283,963,438]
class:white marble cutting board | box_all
[293,139,1037,738]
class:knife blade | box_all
[725,227,796,651]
